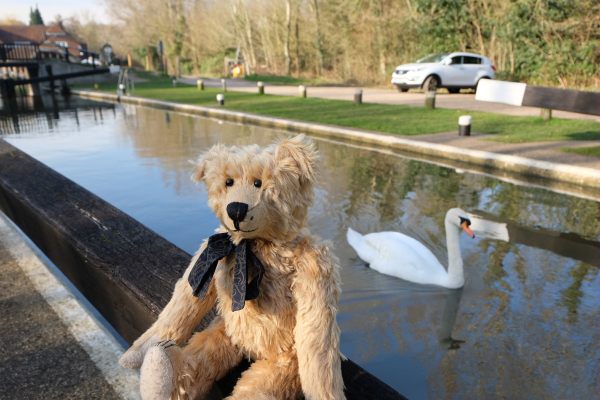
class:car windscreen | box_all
[416,53,449,63]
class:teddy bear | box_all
[119,135,345,400]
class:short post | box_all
[425,89,436,109]
[60,79,71,96]
[221,78,227,92]
[172,78,177,87]
[216,93,225,106]
[540,108,552,121]
[298,85,307,98]
[257,81,264,95]
[45,65,55,93]
[354,89,363,105]
[0,78,16,99]
[197,79,204,90]
[458,115,472,136]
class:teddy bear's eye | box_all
[225,178,234,187]
[254,179,262,188]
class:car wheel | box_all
[448,88,460,94]
[423,75,439,92]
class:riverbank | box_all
[80,74,600,145]
[73,89,599,198]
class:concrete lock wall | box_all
[38,60,117,85]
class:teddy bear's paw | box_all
[119,335,161,369]
[140,341,176,400]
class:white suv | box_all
[391,52,496,93]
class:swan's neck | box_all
[445,220,465,287]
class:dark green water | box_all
[2,101,599,399]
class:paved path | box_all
[413,132,600,170]
[0,213,139,400]
[180,76,600,122]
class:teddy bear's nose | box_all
[226,202,249,225]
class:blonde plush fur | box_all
[120,135,345,400]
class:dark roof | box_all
[0,24,87,57]
[0,25,46,44]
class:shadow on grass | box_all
[566,131,600,141]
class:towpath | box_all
[0,214,140,400]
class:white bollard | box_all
[221,78,227,92]
[197,79,204,90]
[298,85,307,98]
[458,115,472,136]
[216,93,225,106]
[257,81,264,95]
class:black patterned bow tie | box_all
[188,232,264,311]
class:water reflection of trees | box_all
[562,262,598,324]
[116,106,282,196]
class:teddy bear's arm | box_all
[292,244,346,400]
[120,242,218,369]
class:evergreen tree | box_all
[29,6,44,26]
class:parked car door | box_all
[441,55,470,87]
[461,55,485,86]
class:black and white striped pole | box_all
[458,115,471,136]
[257,81,264,95]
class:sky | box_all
[2,0,111,24]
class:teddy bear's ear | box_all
[191,144,226,183]
[274,134,317,184]
[191,158,207,183]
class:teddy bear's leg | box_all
[179,317,243,399]
[139,317,242,400]
[225,351,302,400]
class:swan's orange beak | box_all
[461,221,475,238]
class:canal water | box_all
[1,99,599,399]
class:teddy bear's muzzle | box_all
[226,202,249,230]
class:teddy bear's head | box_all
[192,135,317,243]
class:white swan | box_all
[346,208,509,288]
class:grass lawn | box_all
[562,146,600,158]
[82,74,600,144]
